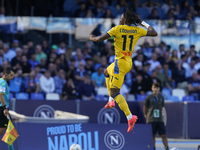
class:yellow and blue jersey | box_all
[107,24,148,62]
[0,78,9,107]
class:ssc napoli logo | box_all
[97,108,120,124]
[104,130,125,150]
[33,105,55,118]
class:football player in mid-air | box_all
[89,10,157,132]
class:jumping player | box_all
[89,10,157,132]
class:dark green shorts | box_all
[148,122,166,135]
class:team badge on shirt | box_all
[0,87,5,93]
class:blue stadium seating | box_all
[157,8,165,19]
[15,93,29,100]
[63,0,78,17]
[9,93,14,100]
[96,95,106,101]
[168,96,179,102]
[71,5,80,16]
[137,94,148,101]
[110,0,118,7]
[136,7,149,19]
[30,93,45,100]
[162,88,171,99]
[172,0,179,5]
[182,95,195,102]
[88,6,95,11]
[152,0,164,5]
[138,0,147,6]
[108,6,118,18]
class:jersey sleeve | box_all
[139,27,148,37]
[0,81,6,95]
[107,26,117,37]
[144,96,150,107]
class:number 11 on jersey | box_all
[122,35,134,51]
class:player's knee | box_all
[110,88,120,98]
[161,134,167,139]
[104,69,108,77]
[110,91,115,98]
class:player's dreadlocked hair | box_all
[123,11,141,26]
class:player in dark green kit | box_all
[143,82,169,150]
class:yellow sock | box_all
[114,93,131,116]
[105,76,111,97]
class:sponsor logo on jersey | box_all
[0,87,5,92]
[120,51,132,56]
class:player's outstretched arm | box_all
[89,33,110,42]
[140,21,158,37]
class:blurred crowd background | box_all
[3,0,200,21]
[0,0,200,101]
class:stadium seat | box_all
[15,93,29,100]
[127,94,135,101]
[110,0,118,7]
[182,95,195,102]
[146,91,152,95]
[97,87,109,96]
[136,7,149,19]
[118,7,125,16]
[9,93,14,100]
[96,95,106,101]
[108,6,118,18]
[152,0,164,4]
[30,93,44,100]
[157,8,165,19]
[71,5,80,17]
[46,93,60,101]
[168,96,180,102]
[172,0,179,5]
[137,94,148,101]
[138,0,147,6]
[162,88,171,100]
[63,0,78,17]
[172,89,186,102]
